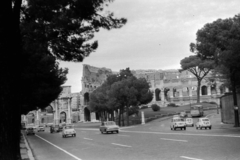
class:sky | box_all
[59,0,240,93]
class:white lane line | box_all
[117,135,130,137]
[35,135,82,160]
[121,130,240,138]
[111,143,132,148]
[160,138,187,142]
[180,156,203,160]
[83,138,93,141]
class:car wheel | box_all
[101,131,103,134]
[173,126,176,130]
[184,127,186,130]
[196,126,198,130]
[200,127,202,130]
[116,130,119,134]
[62,135,64,138]
[170,127,172,130]
[209,126,212,130]
[205,127,207,130]
[192,124,194,127]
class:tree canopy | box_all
[180,55,214,102]
[21,0,127,62]
[0,0,127,159]
[191,14,240,126]
[89,68,153,126]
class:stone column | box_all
[216,84,221,95]
[91,112,96,122]
[67,98,72,124]
[141,111,145,124]
[80,109,84,122]
[207,85,211,96]
[160,89,165,106]
[225,87,229,93]
[35,109,40,126]
[152,89,156,102]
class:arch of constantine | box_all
[22,64,228,126]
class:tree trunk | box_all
[196,79,201,103]
[0,1,22,159]
[126,105,129,126]
[118,108,121,126]
[230,71,239,127]
[121,106,125,126]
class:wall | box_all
[220,94,240,124]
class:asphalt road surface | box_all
[26,114,240,160]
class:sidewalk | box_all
[20,131,35,160]
[207,112,240,130]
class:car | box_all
[170,117,186,130]
[196,117,212,130]
[50,125,61,133]
[62,125,76,138]
[180,111,187,118]
[173,115,181,118]
[99,121,119,134]
[185,118,194,127]
[26,127,35,135]
[37,125,45,132]
[46,123,54,127]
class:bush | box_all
[128,106,140,116]
[167,103,179,107]
[151,104,160,111]
[140,105,148,109]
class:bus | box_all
[190,105,204,117]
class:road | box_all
[26,112,240,160]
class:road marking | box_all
[111,143,132,148]
[180,156,203,160]
[83,138,93,141]
[117,134,130,137]
[160,138,187,142]
[120,130,240,138]
[35,135,82,160]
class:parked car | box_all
[37,125,45,132]
[196,117,212,130]
[26,127,35,135]
[62,125,76,138]
[185,118,194,127]
[100,121,119,134]
[50,125,61,133]
[180,111,187,118]
[170,117,186,130]
[173,115,181,118]
[46,123,54,127]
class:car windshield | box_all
[173,119,184,122]
[105,121,116,125]
[66,126,73,129]
[202,119,209,121]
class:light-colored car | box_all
[185,118,194,127]
[100,121,119,134]
[196,117,212,130]
[180,111,187,118]
[26,127,35,135]
[62,125,76,138]
[46,123,54,127]
[170,117,186,130]
[37,125,45,132]
[173,115,181,118]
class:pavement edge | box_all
[21,131,36,160]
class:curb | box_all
[21,131,35,160]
